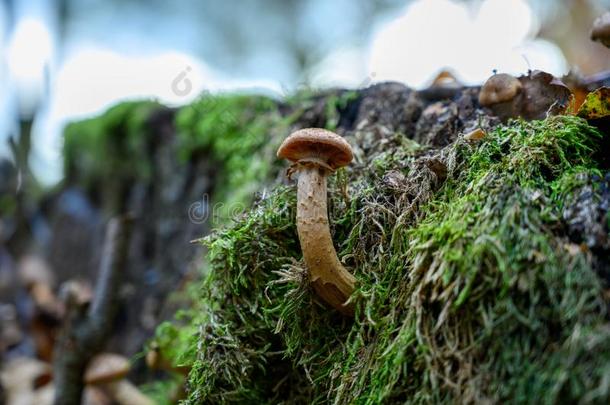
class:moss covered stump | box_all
[57,83,609,404]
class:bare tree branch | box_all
[53,215,133,405]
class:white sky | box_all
[1,0,569,185]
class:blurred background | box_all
[0,0,608,186]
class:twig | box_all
[52,215,133,405]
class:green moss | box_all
[141,377,186,405]
[151,310,199,368]
[61,89,363,221]
[63,101,162,188]
[0,194,17,216]
[174,93,291,224]
[61,91,349,378]
[58,89,609,403]
[170,116,609,404]
[62,93,298,218]
[323,90,359,130]
[282,88,360,131]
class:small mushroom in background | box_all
[18,255,54,284]
[18,255,61,317]
[277,128,356,316]
[83,387,113,405]
[430,70,461,88]
[478,73,523,121]
[479,70,572,121]
[32,384,54,405]
[85,353,154,405]
[591,12,610,48]
[58,279,94,310]
[29,292,62,362]
[32,384,111,405]
[0,357,52,405]
[18,256,64,361]
[420,69,464,100]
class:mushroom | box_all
[32,385,111,405]
[18,255,62,318]
[18,255,63,361]
[431,70,460,88]
[0,357,52,405]
[83,387,113,405]
[277,128,356,315]
[591,12,610,48]
[85,353,154,405]
[420,70,463,100]
[478,73,523,121]
[59,279,94,309]
[32,384,54,405]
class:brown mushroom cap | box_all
[277,128,353,170]
[18,255,55,288]
[591,12,610,47]
[85,354,130,385]
[60,279,94,307]
[478,73,522,106]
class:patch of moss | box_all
[62,89,359,221]
[174,93,291,224]
[141,376,185,405]
[63,101,163,189]
[285,88,360,131]
[0,194,17,216]
[172,116,609,404]
[62,90,348,371]
[322,91,359,130]
[147,89,351,381]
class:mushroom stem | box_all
[105,381,154,405]
[296,163,355,315]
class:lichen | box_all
[171,116,609,404]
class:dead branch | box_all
[52,215,133,405]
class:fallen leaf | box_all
[463,128,486,141]
[519,70,573,120]
[577,87,610,119]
